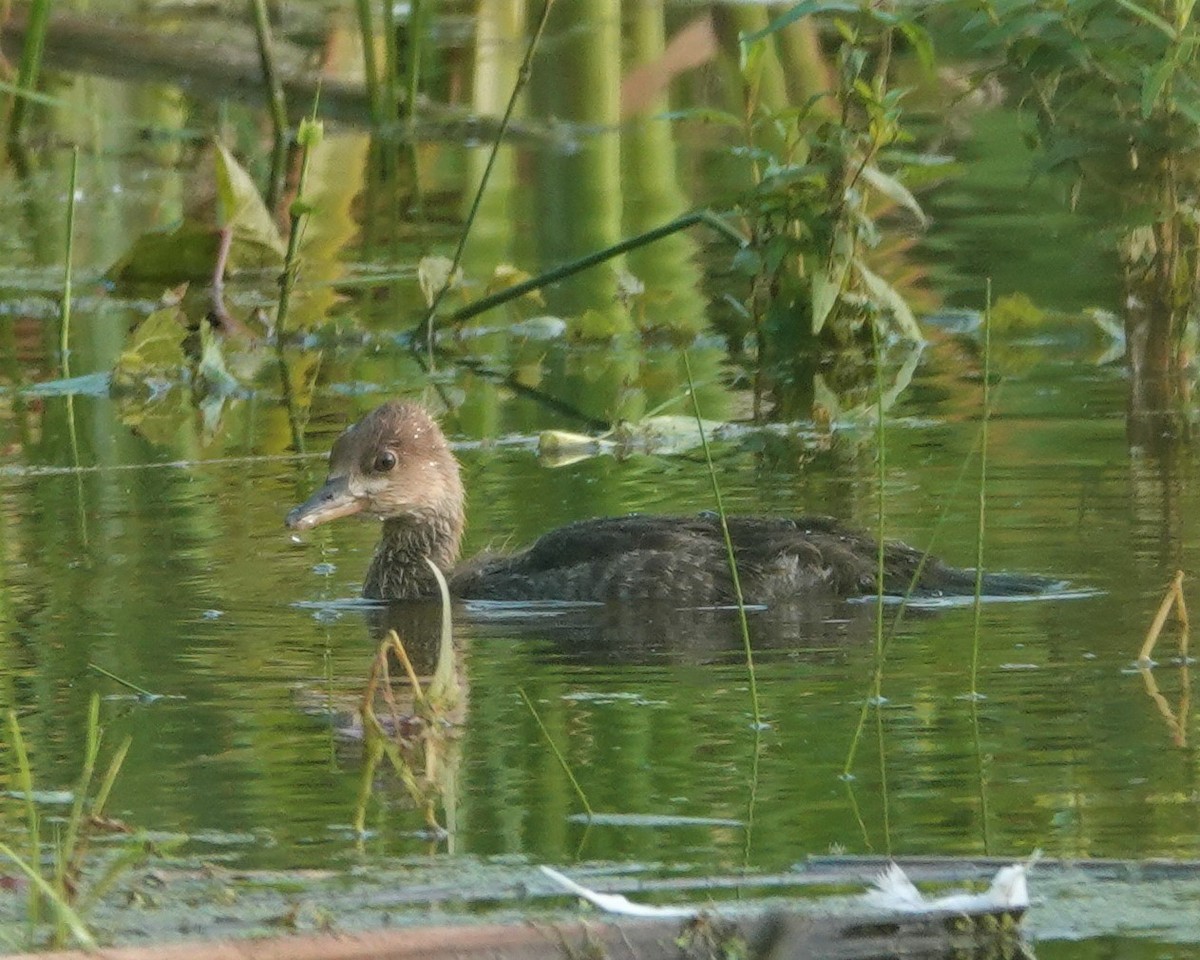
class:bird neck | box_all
[363,511,463,600]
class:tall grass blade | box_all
[422,558,458,708]
[415,0,558,354]
[7,711,41,932]
[0,843,95,949]
[682,352,761,729]
[970,281,992,699]
[57,694,101,893]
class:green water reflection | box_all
[0,9,1197,953]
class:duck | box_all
[285,401,1053,604]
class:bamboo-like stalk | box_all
[379,0,401,120]
[1139,569,1190,663]
[354,0,382,124]
[249,0,288,141]
[7,0,52,141]
[403,0,428,127]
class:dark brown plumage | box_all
[286,402,1053,604]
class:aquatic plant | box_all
[1,697,144,950]
[354,561,463,837]
[726,2,931,358]
[948,0,1200,410]
[6,0,53,141]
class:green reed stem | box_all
[439,210,745,330]
[969,281,994,854]
[843,322,889,778]
[7,711,41,932]
[354,0,382,123]
[404,0,427,128]
[57,694,100,895]
[249,0,288,142]
[60,147,77,372]
[87,662,156,699]
[275,104,323,336]
[683,352,762,729]
[380,0,401,120]
[519,688,593,819]
[415,0,557,354]
[62,147,86,546]
[970,281,992,699]
[8,0,52,141]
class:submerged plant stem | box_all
[519,688,593,819]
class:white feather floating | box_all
[540,866,699,919]
[863,859,1033,913]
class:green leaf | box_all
[213,141,287,264]
[417,255,461,308]
[853,260,923,341]
[112,304,189,390]
[811,258,848,335]
[0,842,96,948]
[1114,0,1178,38]
[741,0,861,47]
[1142,59,1176,117]
[859,164,928,225]
[106,221,221,283]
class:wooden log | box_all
[2,903,1026,960]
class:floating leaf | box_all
[106,221,221,283]
[418,256,461,308]
[197,323,241,398]
[485,264,544,305]
[109,144,285,283]
[509,316,567,340]
[112,304,189,390]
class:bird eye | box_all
[374,450,398,472]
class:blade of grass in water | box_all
[841,322,893,818]
[970,280,992,700]
[7,710,41,934]
[519,688,593,819]
[683,351,762,729]
[970,281,994,853]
